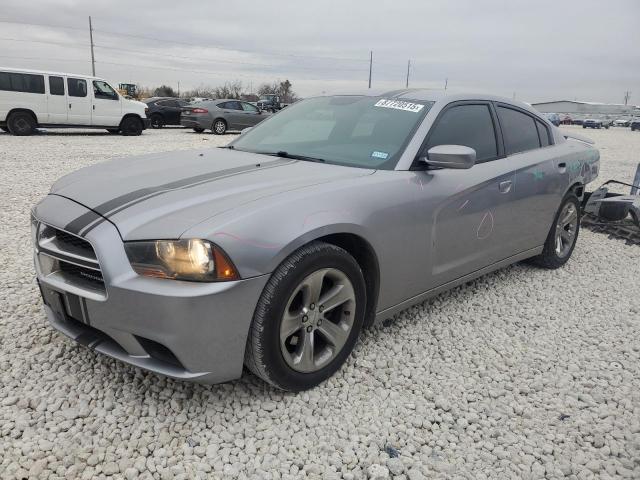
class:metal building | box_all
[532,100,639,116]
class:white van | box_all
[0,68,150,135]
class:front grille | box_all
[34,221,106,299]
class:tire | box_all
[7,111,36,136]
[193,127,205,133]
[120,116,143,136]
[106,129,119,134]
[150,114,164,129]
[212,119,227,135]
[583,125,586,129]
[527,193,580,269]
[245,241,366,391]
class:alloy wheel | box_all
[279,268,356,373]
[555,202,578,258]
[214,120,226,134]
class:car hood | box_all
[51,148,373,240]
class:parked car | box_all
[31,90,600,391]
[572,117,585,126]
[144,97,191,128]
[256,94,289,112]
[614,118,631,127]
[0,68,150,135]
[561,114,572,125]
[545,113,561,126]
[583,118,608,129]
[180,99,267,134]
[631,118,640,131]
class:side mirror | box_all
[422,145,476,169]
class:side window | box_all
[0,73,45,93]
[425,104,498,162]
[0,72,11,91]
[536,120,551,147]
[93,81,118,100]
[241,102,259,113]
[225,101,242,111]
[216,102,228,109]
[49,76,65,96]
[156,99,175,107]
[497,106,541,155]
[67,78,87,97]
[177,100,189,107]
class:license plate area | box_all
[39,282,89,325]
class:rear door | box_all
[91,80,122,126]
[67,77,91,125]
[46,75,68,124]
[414,102,518,288]
[218,101,244,129]
[495,104,563,250]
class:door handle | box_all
[558,162,567,173]
[92,105,95,110]
[68,103,72,109]
[499,180,512,194]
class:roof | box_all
[0,66,103,80]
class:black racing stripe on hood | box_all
[64,209,104,236]
[64,159,292,236]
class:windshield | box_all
[231,96,433,169]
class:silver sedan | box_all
[180,99,268,134]
[32,90,600,391]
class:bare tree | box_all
[153,85,176,97]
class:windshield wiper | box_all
[262,151,326,163]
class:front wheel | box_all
[245,242,366,391]
[527,193,580,269]
[212,119,227,135]
[120,116,143,136]
[150,114,164,129]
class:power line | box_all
[93,28,370,64]
[0,37,89,48]
[0,19,85,31]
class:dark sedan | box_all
[144,97,191,128]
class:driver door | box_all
[413,102,518,290]
[91,80,122,126]
[240,101,263,128]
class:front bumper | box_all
[32,194,269,384]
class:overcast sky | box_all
[1,0,638,104]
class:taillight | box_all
[191,108,208,114]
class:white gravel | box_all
[1,126,639,480]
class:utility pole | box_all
[88,16,96,76]
[368,51,373,89]
[405,60,411,88]
[177,81,180,97]
[444,78,448,90]
[624,91,631,106]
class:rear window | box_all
[0,72,45,94]
[497,106,540,155]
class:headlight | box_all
[124,239,239,282]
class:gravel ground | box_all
[1,126,639,480]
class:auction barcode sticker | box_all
[374,99,424,113]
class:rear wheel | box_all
[245,242,366,391]
[527,193,580,269]
[212,119,227,135]
[150,114,164,129]
[7,111,36,136]
[120,116,143,136]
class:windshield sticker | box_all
[374,99,424,113]
[371,151,389,159]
